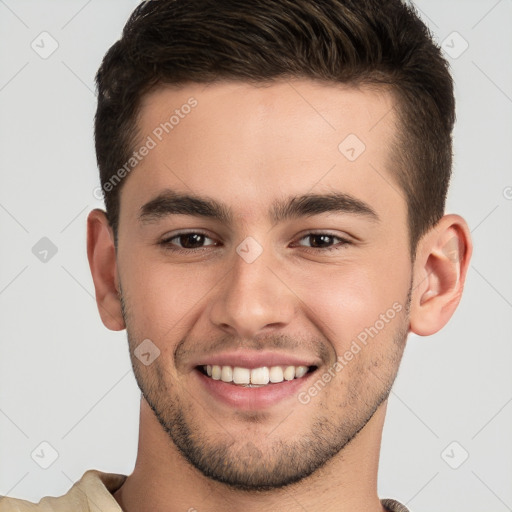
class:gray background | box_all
[0,1,511,510]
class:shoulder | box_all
[0,470,127,512]
[381,498,411,512]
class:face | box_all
[115,80,412,490]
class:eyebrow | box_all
[138,189,379,225]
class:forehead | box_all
[123,79,402,225]
[137,80,396,153]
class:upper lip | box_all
[192,350,320,370]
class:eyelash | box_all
[158,230,352,255]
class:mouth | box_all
[192,351,322,410]
[197,364,318,387]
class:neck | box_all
[114,398,388,512]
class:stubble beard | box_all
[120,290,410,491]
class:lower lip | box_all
[194,368,316,410]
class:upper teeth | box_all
[205,365,309,385]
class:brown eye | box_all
[304,234,336,248]
[160,231,218,252]
[296,233,351,251]
[175,233,208,249]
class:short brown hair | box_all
[94,0,455,255]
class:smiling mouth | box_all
[197,364,318,387]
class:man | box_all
[0,0,472,510]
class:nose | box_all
[208,241,298,340]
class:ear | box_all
[409,214,472,336]
[86,209,125,331]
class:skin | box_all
[87,80,472,512]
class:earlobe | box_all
[409,214,472,336]
[86,209,126,331]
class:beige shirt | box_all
[0,470,410,511]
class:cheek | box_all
[119,255,219,339]
[289,256,410,346]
